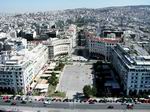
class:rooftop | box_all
[115,43,150,68]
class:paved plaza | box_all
[56,62,93,99]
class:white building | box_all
[86,33,122,60]
[112,43,150,95]
[44,24,77,60]
[0,42,48,94]
[66,24,77,48]
[44,38,71,59]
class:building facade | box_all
[45,38,71,59]
[0,43,48,94]
[112,44,150,95]
[86,33,122,60]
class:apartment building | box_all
[0,40,48,94]
[86,32,122,60]
[112,43,150,95]
[44,38,71,59]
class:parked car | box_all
[43,101,51,104]
[63,99,69,102]
[11,102,16,105]
[89,101,95,104]
[21,100,27,104]
[38,98,45,101]
[4,99,11,103]
[92,99,97,103]
[55,99,62,102]
[51,98,56,102]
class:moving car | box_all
[127,104,134,109]
[107,105,114,109]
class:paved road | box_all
[0,105,150,112]
[0,100,150,110]
[57,62,93,99]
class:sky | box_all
[0,0,150,13]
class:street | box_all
[0,104,150,112]
[0,100,150,110]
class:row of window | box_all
[0,74,22,78]
[0,67,22,71]
[131,80,148,84]
[130,85,149,88]
[132,73,150,75]
[130,69,150,72]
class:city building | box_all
[44,24,77,60]
[86,32,123,60]
[44,38,72,60]
[112,43,150,95]
[0,39,48,94]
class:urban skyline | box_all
[0,0,150,13]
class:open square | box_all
[56,62,93,99]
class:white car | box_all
[44,101,51,104]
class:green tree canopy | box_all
[48,72,58,86]
[83,85,97,98]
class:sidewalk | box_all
[55,65,66,92]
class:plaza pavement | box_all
[56,62,93,99]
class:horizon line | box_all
[0,4,150,14]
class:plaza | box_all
[56,62,93,99]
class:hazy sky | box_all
[1,0,150,13]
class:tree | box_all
[93,61,103,73]
[83,85,97,97]
[92,86,97,96]
[48,72,58,86]
[55,20,64,29]
[83,85,92,98]
[66,19,74,25]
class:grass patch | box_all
[51,91,66,98]
[47,85,66,98]
[47,85,56,96]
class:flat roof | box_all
[35,84,49,89]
